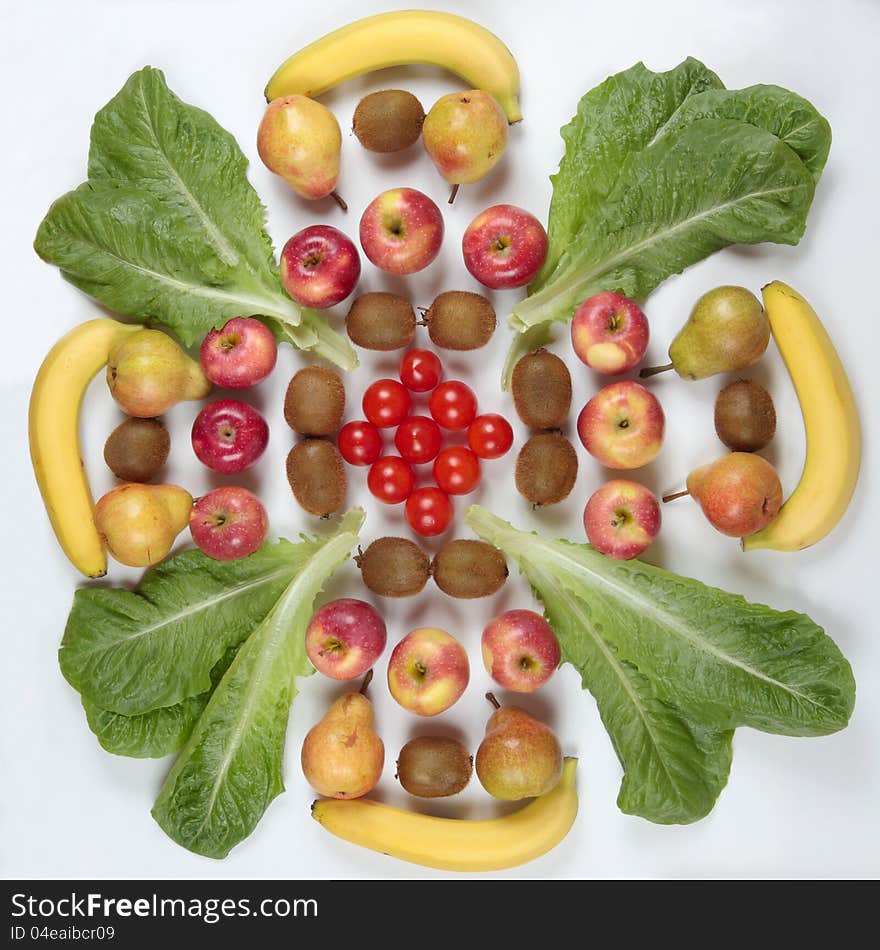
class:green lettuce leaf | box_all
[152,509,364,859]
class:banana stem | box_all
[662,489,689,503]
[639,362,674,379]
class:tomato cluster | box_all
[338,348,513,537]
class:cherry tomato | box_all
[467,413,514,459]
[395,416,443,465]
[405,487,454,536]
[367,455,415,504]
[429,380,478,430]
[363,379,411,428]
[433,446,481,495]
[399,349,443,392]
[338,420,383,466]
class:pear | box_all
[257,95,346,209]
[475,693,563,801]
[94,483,193,567]
[641,286,770,380]
[301,672,384,799]
[107,329,211,417]
[422,90,508,203]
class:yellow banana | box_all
[29,318,142,577]
[743,282,860,552]
[265,10,522,124]
[311,757,577,872]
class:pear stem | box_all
[330,190,348,212]
[359,669,373,695]
[639,362,674,379]
[448,183,460,204]
[485,692,501,710]
[662,489,690,503]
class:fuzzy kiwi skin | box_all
[511,349,572,429]
[396,736,473,798]
[353,90,425,153]
[346,292,416,351]
[284,366,345,436]
[423,291,496,351]
[714,379,777,452]
[432,539,508,599]
[515,431,578,506]
[357,536,430,597]
[286,439,346,516]
[103,417,170,482]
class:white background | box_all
[2,0,878,880]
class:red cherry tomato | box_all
[338,420,383,466]
[467,413,514,459]
[433,446,481,495]
[405,487,454,536]
[429,380,478,430]
[367,456,416,504]
[394,416,443,465]
[399,349,443,393]
[363,379,411,428]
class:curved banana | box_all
[29,318,142,577]
[743,282,860,552]
[311,757,577,872]
[265,10,522,124]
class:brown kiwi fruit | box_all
[346,292,416,351]
[714,379,777,452]
[284,366,345,436]
[103,417,170,482]
[353,90,425,153]
[357,536,430,597]
[396,736,473,798]
[515,431,578,506]
[422,291,496,350]
[511,349,572,429]
[431,539,508,599]
[286,439,346,516]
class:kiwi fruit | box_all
[286,439,346,516]
[357,536,430,597]
[515,431,578,506]
[714,379,777,451]
[432,539,508,599]
[353,90,425,153]
[396,736,473,798]
[284,366,345,436]
[511,349,572,429]
[422,291,496,350]
[346,292,416,351]
[103,417,170,482]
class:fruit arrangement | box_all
[28,9,863,874]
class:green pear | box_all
[94,483,193,567]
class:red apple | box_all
[584,479,661,559]
[387,627,469,716]
[306,598,388,681]
[359,188,444,275]
[571,291,649,374]
[199,317,277,389]
[461,204,548,289]
[189,486,268,561]
[280,224,361,308]
[481,609,561,693]
[577,381,665,469]
[191,399,269,474]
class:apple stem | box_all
[359,669,373,695]
[330,191,348,212]
[485,692,501,710]
[448,183,460,204]
[662,489,690,503]
[639,362,674,379]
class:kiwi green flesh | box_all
[103,417,170,482]
[425,291,496,351]
[515,432,578,506]
[714,379,777,451]
[431,539,508,598]
[286,439,346,516]
[353,90,425,153]
[357,536,430,597]
[346,292,416,350]
[284,366,345,436]
[511,349,572,429]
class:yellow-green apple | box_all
[191,399,269,474]
[584,479,661,559]
[577,381,665,469]
[199,317,277,389]
[462,204,548,289]
[387,627,469,716]
[359,188,444,275]
[280,225,361,309]
[481,609,561,693]
[189,486,268,561]
[571,291,649,374]
[306,598,387,681]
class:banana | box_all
[265,10,522,124]
[743,282,860,552]
[29,318,142,577]
[311,757,578,872]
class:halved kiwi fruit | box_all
[103,417,170,482]
[431,539,507,599]
[714,379,777,452]
[286,439,346,516]
[346,292,416,351]
[511,349,572,429]
[422,291,496,350]
[284,366,345,436]
[353,90,425,153]
[515,431,578,506]
[357,536,430,597]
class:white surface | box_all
[2,0,878,880]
